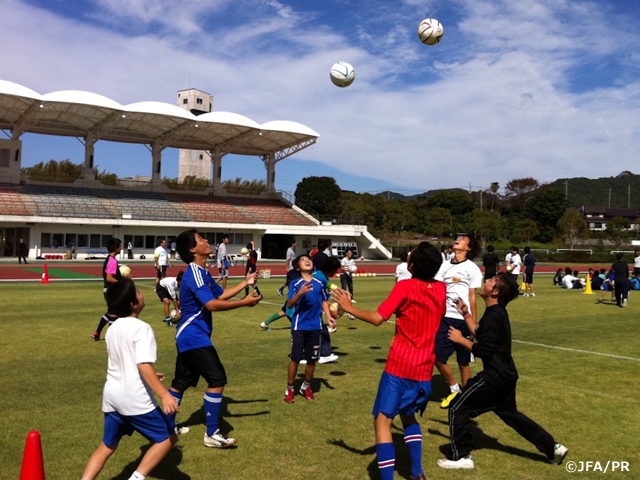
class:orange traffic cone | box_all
[20,430,46,480]
[583,274,594,295]
[40,264,51,284]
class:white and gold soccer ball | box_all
[240,247,249,255]
[329,302,345,318]
[417,18,444,45]
[119,264,131,279]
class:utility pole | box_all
[628,184,631,209]
[564,179,568,199]
[608,187,611,208]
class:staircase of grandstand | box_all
[0,185,317,226]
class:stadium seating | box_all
[0,184,316,226]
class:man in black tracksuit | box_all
[437,273,568,470]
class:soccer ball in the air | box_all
[240,247,249,255]
[119,264,131,279]
[330,61,355,87]
[417,18,444,45]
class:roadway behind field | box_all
[0,258,611,282]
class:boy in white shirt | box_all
[81,280,181,480]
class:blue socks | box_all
[375,442,395,480]
[404,422,424,477]
[204,392,222,436]
[166,390,183,430]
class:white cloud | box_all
[1,0,640,194]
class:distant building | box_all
[177,88,213,181]
[581,206,639,231]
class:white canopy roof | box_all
[0,79,318,158]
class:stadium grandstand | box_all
[0,79,391,261]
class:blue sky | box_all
[2,0,640,196]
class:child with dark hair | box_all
[434,234,483,409]
[243,241,258,298]
[284,254,338,403]
[91,237,123,341]
[156,271,184,327]
[395,251,412,283]
[332,242,445,480]
[81,279,180,480]
[438,273,568,469]
[168,229,262,449]
[315,256,341,363]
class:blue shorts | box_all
[372,371,431,419]
[435,317,472,365]
[102,407,173,448]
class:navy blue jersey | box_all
[175,263,224,353]
[523,253,536,273]
[288,274,329,331]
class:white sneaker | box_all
[174,425,190,435]
[623,298,628,307]
[351,299,357,303]
[259,322,270,330]
[318,354,339,364]
[204,429,237,448]
[437,456,474,469]
[346,313,355,320]
[531,293,536,297]
[550,443,568,465]
[327,326,337,333]
[523,293,529,297]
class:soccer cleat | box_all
[163,318,173,327]
[90,331,100,341]
[531,293,536,297]
[259,322,270,331]
[623,298,628,308]
[523,293,529,297]
[277,287,284,297]
[550,443,569,465]
[327,326,337,333]
[299,386,315,401]
[347,313,355,320]
[440,390,459,409]
[284,388,295,403]
[437,456,474,469]
[174,425,190,435]
[318,354,338,364]
[204,429,237,448]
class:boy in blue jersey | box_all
[167,229,262,449]
[285,254,339,403]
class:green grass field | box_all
[1,276,639,479]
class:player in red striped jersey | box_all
[332,242,446,480]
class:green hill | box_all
[548,171,640,210]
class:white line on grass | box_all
[512,339,640,362]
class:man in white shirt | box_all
[634,250,640,276]
[506,246,521,284]
[154,239,171,286]
[278,240,297,296]
[217,235,230,289]
[395,251,412,283]
[156,272,183,327]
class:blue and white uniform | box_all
[175,263,224,353]
[287,275,329,331]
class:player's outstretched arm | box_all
[138,363,179,415]
[218,272,258,300]
[332,288,384,326]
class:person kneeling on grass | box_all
[285,254,338,403]
[437,273,568,470]
[82,279,180,480]
[332,242,446,480]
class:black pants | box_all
[614,280,629,306]
[448,376,556,461]
[340,273,353,298]
[319,323,332,357]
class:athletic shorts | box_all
[372,371,431,419]
[155,285,171,302]
[171,346,227,391]
[524,271,533,284]
[102,407,173,448]
[290,330,320,363]
[435,317,472,365]
[156,265,167,279]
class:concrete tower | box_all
[177,89,213,181]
